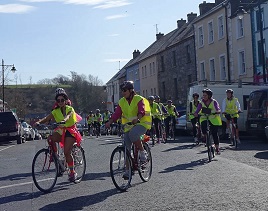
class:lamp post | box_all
[237,0,266,83]
[1,59,17,111]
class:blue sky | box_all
[1,0,204,85]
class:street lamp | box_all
[1,59,17,111]
[236,0,266,83]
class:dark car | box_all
[0,111,24,144]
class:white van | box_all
[186,82,268,134]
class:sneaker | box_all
[68,172,78,182]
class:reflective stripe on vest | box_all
[200,100,222,126]
[119,95,152,132]
[51,105,76,127]
[166,105,176,116]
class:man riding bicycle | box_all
[94,109,103,137]
[86,111,95,136]
[189,93,201,143]
[105,81,151,179]
[194,88,222,154]
[35,89,82,181]
[164,100,179,140]
[148,95,162,144]
[222,89,241,144]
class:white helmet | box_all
[55,88,66,95]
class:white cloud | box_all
[105,58,129,62]
[108,34,120,37]
[105,14,127,20]
[0,4,36,13]
[20,0,62,2]
[94,0,132,9]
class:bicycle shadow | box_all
[162,143,196,152]
[83,171,111,181]
[159,158,207,173]
[0,172,32,182]
[254,151,268,160]
[39,188,121,211]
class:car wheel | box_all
[17,136,23,144]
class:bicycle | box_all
[225,112,241,149]
[32,122,86,193]
[110,123,152,192]
[200,108,217,162]
[166,115,176,142]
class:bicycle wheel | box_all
[232,124,237,149]
[32,148,58,193]
[138,143,152,182]
[206,134,213,162]
[110,146,132,191]
[72,145,86,183]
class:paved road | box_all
[0,134,268,210]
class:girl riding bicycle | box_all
[194,88,222,154]
[34,89,82,182]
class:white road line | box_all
[0,145,15,152]
[0,181,33,189]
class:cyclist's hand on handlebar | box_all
[131,118,140,125]
[58,121,66,125]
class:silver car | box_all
[21,122,36,141]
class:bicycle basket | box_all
[201,107,212,114]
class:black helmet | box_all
[96,109,100,113]
[148,96,155,100]
[55,88,68,100]
[167,100,172,103]
[192,93,199,98]
[155,95,160,99]
[89,111,93,114]
[120,81,134,90]
[202,88,213,97]
[226,89,233,94]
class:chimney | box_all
[156,32,164,40]
[177,18,186,29]
[199,1,215,16]
[133,49,140,59]
[187,12,197,22]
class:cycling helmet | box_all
[226,89,234,94]
[155,95,160,99]
[167,100,172,103]
[96,109,100,113]
[192,93,199,98]
[89,111,93,114]
[202,88,213,97]
[120,81,134,90]
[148,96,155,101]
[55,88,68,100]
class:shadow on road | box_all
[159,158,207,173]
[83,171,111,181]
[162,143,195,152]
[254,151,268,160]
[0,172,32,182]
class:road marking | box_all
[0,181,33,189]
[0,145,15,152]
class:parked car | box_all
[36,124,50,139]
[21,121,36,141]
[175,114,187,131]
[0,111,24,144]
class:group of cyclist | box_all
[189,88,241,154]
[32,80,241,183]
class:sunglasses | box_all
[121,89,128,92]
[57,98,65,103]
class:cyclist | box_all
[189,93,201,143]
[105,81,151,179]
[94,109,103,137]
[164,100,179,140]
[155,95,168,142]
[194,88,222,154]
[222,89,242,144]
[103,109,111,135]
[35,89,82,181]
[148,96,162,144]
[86,111,95,136]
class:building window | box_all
[186,45,191,63]
[208,21,214,44]
[219,55,226,80]
[198,26,204,47]
[150,63,152,76]
[218,15,224,39]
[258,40,266,65]
[136,68,140,80]
[237,18,244,38]
[209,58,215,81]
[144,65,147,77]
[153,62,155,74]
[172,51,177,67]
[200,61,205,81]
[161,56,165,71]
[142,67,144,78]
[238,50,246,75]
[154,88,156,95]
[255,8,264,32]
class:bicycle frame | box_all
[226,113,240,149]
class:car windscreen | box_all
[249,90,268,109]
[0,112,16,121]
